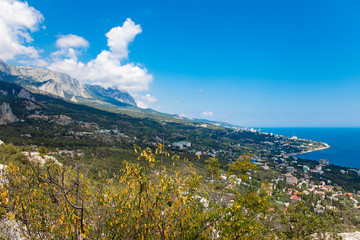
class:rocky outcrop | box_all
[0,102,18,125]
[87,84,137,106]
[22,151,61,166]
[0,218,24,240]
[53,115,73,125]
[0,60,10,75]
[0,90,8,96]
[17,89,32,100]
[340,232,360,240]
[70,95,78,103]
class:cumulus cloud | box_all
[0,3,154,99]
[0,0,44,60]
[133,94,158,109]
[56,34,89,48]
[49,18,153,92]
[201,111,214,117]
[105,19,141,59]
[51,48,78,62]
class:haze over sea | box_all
[259,128,360,169]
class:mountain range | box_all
[0,60,137,108]
[0,60,245,129]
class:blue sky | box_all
[1,0,360,127]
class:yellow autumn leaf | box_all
[80,232,87,239]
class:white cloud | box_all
[0,5,155,100]
[51,48,78,61]
[133,94,158,109]
[105,19,141,59]
[0,0,43,60]
[198,89,203,92]
[56,34,89,49]
[18,58,48,67]
[49,18,153,92]
[201,111,214,117]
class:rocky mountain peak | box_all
[0,60,10,75]
[0,60,138,108]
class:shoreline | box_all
[289,143,330,157]
[265,130,331,158]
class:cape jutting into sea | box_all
[259,127,360,169]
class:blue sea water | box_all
[259,128,360,169]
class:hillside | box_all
[0,80,327,167]
[1,81,360,238]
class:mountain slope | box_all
[0,79,328,169]
[0,61,247,129]
[0,60,137,108]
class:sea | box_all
[259,128,360,169]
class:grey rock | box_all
[87,85,137,106]
[0,60,10,75]
[0,90,8,96]
[0,102,18,124]
[17,89,32,100]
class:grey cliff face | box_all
[6,64,92,99]
[0,102,18,124]
[0,90,8,96]
[0,60,10,75]
[86,85,137,107]
[17,89,33,100]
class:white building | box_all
[319,159,329,165]
[172,141,191,148]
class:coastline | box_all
[262,128,360,169]
[289,143,330,157]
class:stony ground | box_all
[340,232,360,240]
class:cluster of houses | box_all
[256,157,360,212]
[210,154,360,214]
[67,129,130,138]
[171,141,191,149]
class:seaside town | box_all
[168,132,360,228]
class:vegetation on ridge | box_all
[0,143,340,239]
